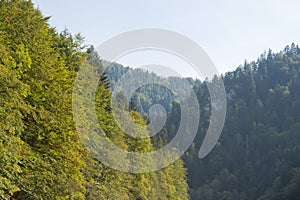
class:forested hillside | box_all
[1,1,300,200]
[0,1,188,199]
[176,46,300,199]
[103,46,300,200]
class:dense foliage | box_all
[105,45,300,199]
[0,1,188,199]
[182,45,300,200]
[1,1,300,200]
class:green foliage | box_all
[0,0,86,199]
[100,42,300,200]
[182,44,300,200]
[81,49,189,200]
[0,1,190,196]
[6,1,300,200]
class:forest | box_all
[104,45,300,200]
[0,0,300,200]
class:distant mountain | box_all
[104,61,201,116]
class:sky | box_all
[32,0,300,78]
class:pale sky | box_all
[32,0,300,78]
